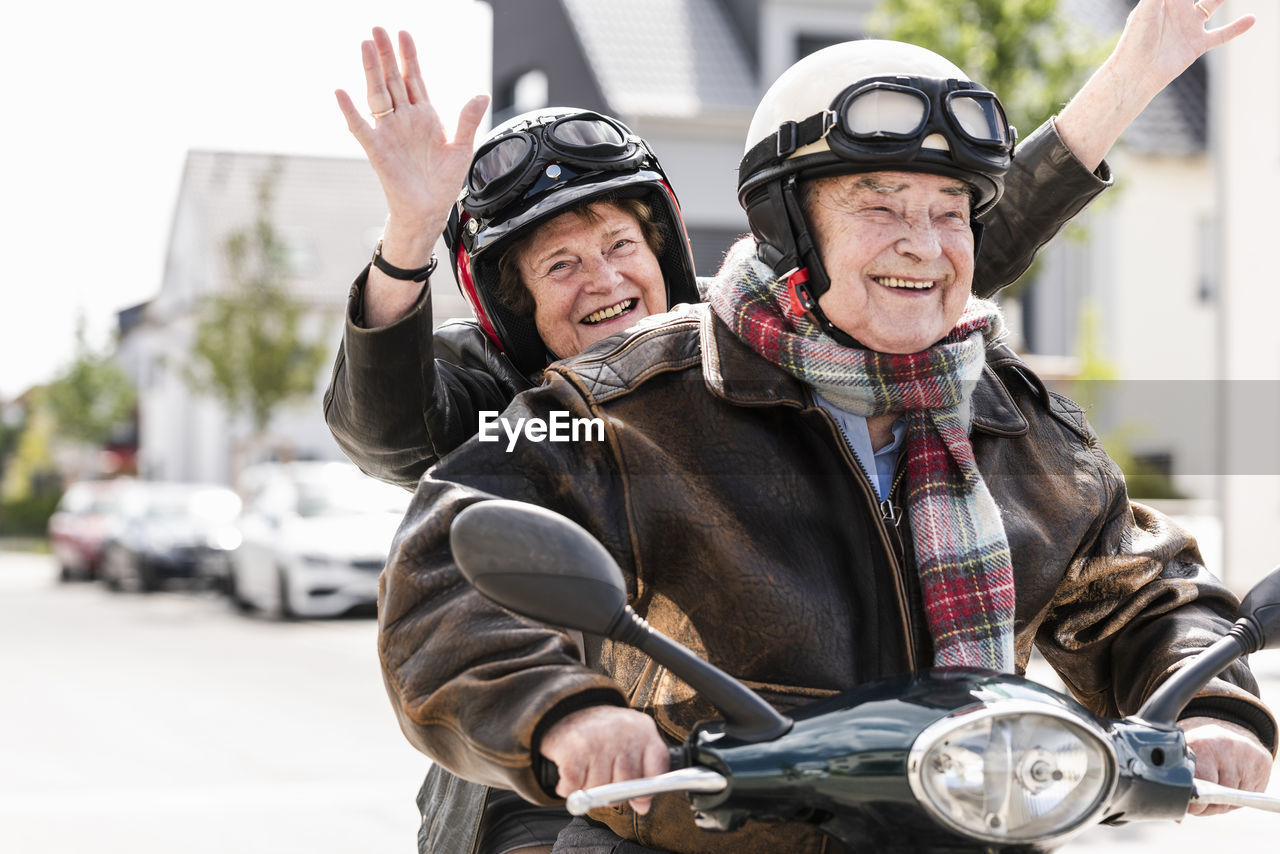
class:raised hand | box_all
[334,28,489,326]
[335,28,488,262]
[1054,0,1254,172]
[1111,0,1255,97]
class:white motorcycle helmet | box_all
[737,40,1016,345]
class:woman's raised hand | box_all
[335,28,489,252]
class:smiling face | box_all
[804,170,974,355]
[515,202,668,359]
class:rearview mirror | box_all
[1239,565,1280,651]
[449,499,792,742]
[451,499,629,638]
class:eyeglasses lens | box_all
[948,95,1008,144]
[472,136,532,192]
[843,88,928,137]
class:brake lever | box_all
[566,767,728,815]
[1192,779,1280,813]
[539,745,692,798]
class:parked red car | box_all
[47,479,133,581]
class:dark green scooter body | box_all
[686,668,1194,852]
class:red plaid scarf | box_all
[707,238,1015,672]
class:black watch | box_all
[371,240,437,283]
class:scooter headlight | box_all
[908,701,1116,844]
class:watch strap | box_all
[372,240,437,282]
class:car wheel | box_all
[101,546,125,592]
[226,567,254,613]
[274,568,296,621]
[137,559,161,594]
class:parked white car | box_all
[228,462,411,618]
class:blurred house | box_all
[484,0,875,276]
[122,150,472,485]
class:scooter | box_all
[449,499,1280,852]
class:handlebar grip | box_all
[541,745,690,798]
[668,744,690,771]
[537,755,561,796]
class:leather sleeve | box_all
[1032,397,1278,752]
[973,118,1114,298]
[377,377,630,803]
[322,266,528,490]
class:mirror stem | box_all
[612,608,792,742]
[1135,617,1263,727]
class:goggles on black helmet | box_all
[464,111,651,219]
[740,74,1014,200]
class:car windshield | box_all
[295,475,409,518]
[145,488,241,522]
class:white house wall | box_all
[1092,153,1221,504]
[1217,2,1280,592]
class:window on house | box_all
[513,69,549,113]
[1196,216,1216,303]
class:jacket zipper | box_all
[818,409,918,671]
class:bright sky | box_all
[0,0,492,399]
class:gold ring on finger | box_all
[1194,1,1211,20]
[371,107,395,119]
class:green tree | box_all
[871,0,1112,298]
[44,315,136,446]
[871,0,1109,138]
[0,395,62,536]
[182,162,329,466]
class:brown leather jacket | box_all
[379,303,1277,854]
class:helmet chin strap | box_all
[779,175,866,350]
[777,175,986,351]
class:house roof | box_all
[560,0,758,118]
[554,0,1204,151]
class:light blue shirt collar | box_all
[814,393,907,501]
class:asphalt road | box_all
[0,546,428,854]
[3,545,1278,852]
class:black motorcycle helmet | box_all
[736,41,1016,347]
[444,108,699,377]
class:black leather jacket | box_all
[323,120,1112,492]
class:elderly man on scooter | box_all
[376,36,1276,854]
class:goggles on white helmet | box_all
[740,74,1014,217]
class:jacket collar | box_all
[699,305,1028,436]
